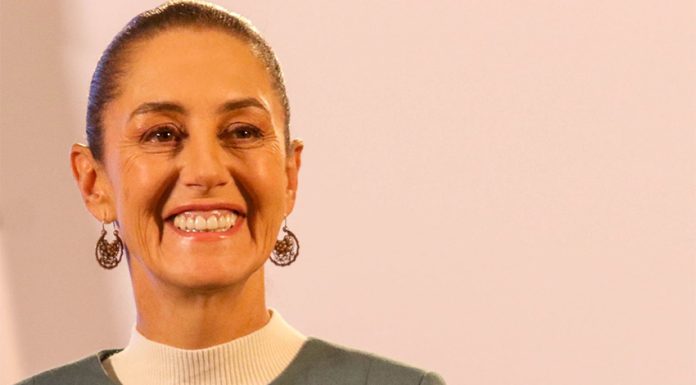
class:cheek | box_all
[116,154,176,236]
[236,149,288,245]
[241,151,287,210]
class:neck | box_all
[130,262,270,349]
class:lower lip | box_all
[166,216,245,241]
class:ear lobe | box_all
[284,139,304,215]
[70,143,115,221]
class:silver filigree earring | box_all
[270,218,299,266]
[95,221,124,269]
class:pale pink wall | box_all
[1,1,695,384]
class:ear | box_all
[70,143,116,222]
[284,139,304,216]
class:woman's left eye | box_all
[221,124,262,142]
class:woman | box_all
[18,1,445,384]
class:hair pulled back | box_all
[86,0,291,161]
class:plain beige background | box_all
[1,1,695,384]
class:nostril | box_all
[184,173,229,190]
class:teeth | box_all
[194,216,206,231]
[172,210,238,233]
[174,215,184,229]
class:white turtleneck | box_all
[103,310,307,385]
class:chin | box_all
[164,255,265,292]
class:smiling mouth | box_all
[170,210,239,233]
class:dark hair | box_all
[86,0,290,161]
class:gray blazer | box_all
[17,338,446,385]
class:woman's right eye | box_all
[143,125,181,143]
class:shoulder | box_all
[275,338,446,385]
[15,350,121,385]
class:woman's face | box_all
[96,28,301,290]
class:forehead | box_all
[114,27,279,115]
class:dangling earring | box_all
[96,221,124,269]
[271,218,299,266]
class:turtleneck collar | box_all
[103,309,307,385]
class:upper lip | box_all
[164,202,246,220]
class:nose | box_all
[178,136,230,192]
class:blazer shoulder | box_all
[280,338,445,385]
[15,349,121,385]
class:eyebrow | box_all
[129,98,269,121]
[217,98,269,114]
[129,102,185,120]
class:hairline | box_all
[113,25,287,125]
